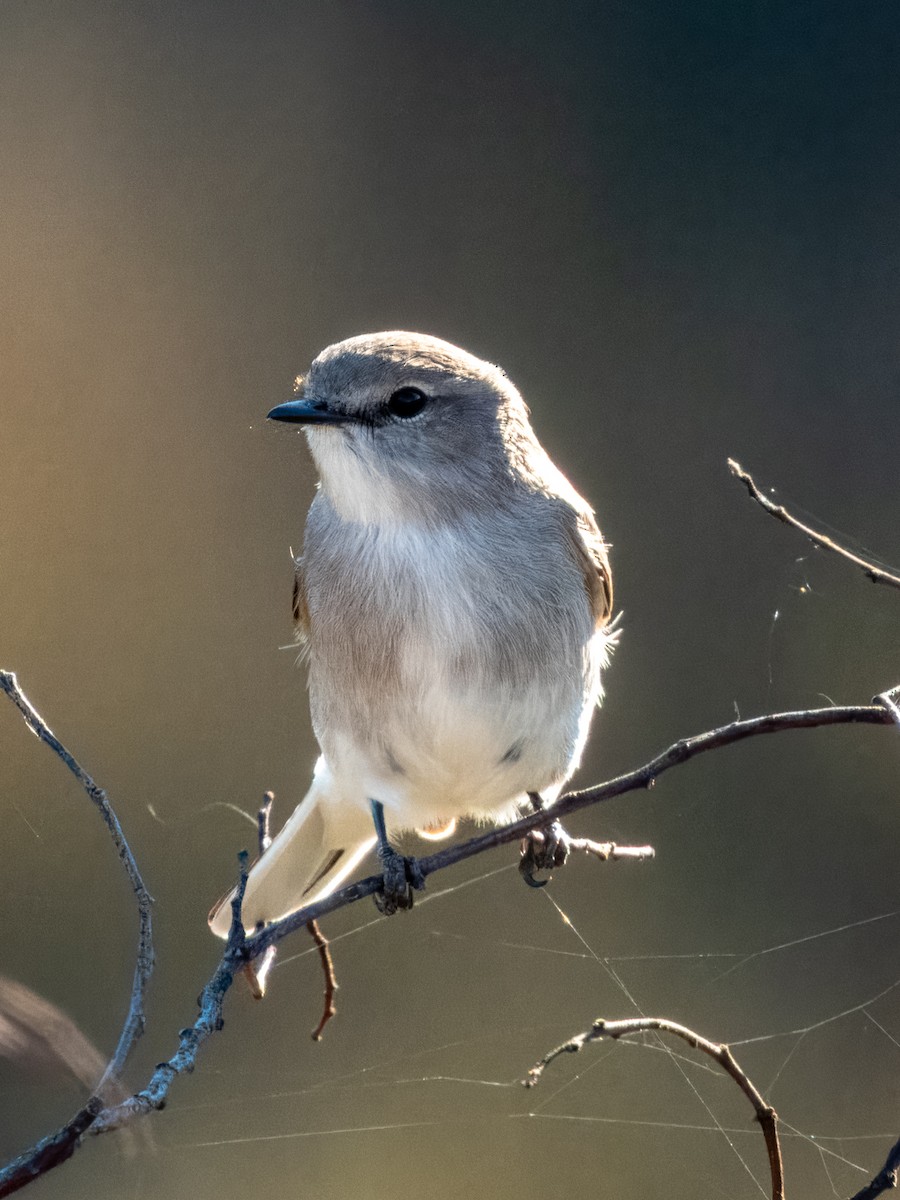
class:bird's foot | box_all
[370,798,425,915]
[520,794,572,888]
[521,824,572,886]
[374,845,426,914]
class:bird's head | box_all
[268,332,540,524]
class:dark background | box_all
[2,3,899,1197]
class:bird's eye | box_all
[386,387,428,419]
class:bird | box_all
[209,331,615,937]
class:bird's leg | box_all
[370,798,425,915]
[519,792,574,888]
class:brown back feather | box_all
[565,509,612,629]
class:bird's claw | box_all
[374,846,425,915]
[519,820,572,888]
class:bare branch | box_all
[850,1136,900,1200]
[1,675,896,1191]
[875,687,900,729]
[91,852,251,1135]
[251,696,892,954]
[524,829,655,864]
[0,1098,104,1198]
[306,920,338,1041]
[246,787,339,1031]
[0,669,154,1194]
[242,793,278,998]
[257,790,274,853]
[0,672,154,1086]
[728,459,900,591]
[525,1016,784,1200]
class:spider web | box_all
[159,859,900,1200]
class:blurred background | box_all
[1,2,899,1197]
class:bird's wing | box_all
[564,505,613,629]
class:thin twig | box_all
[243,793,277,997]
[306,920,338,1041]
[255,789,339,1033]
[875,687,900,729]
[0,672,154,1086]
[91,852,251,1135]
[849,1135,900,1200]
[257,790,274,853]
[525,1016,784,1200]
[0,670,154,1196]
[728,459,900,591]
[226,852,250,956]
[525,829,656,864]
[247,697,894,956]
[0,1098,104,1198]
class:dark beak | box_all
[266,399,349,425]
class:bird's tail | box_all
[208,761,377,939]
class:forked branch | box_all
[1,669,896,1198]
[0,670,154,1197]
[728,459,900,591]
[525,1016,784,1200]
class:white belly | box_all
[321,650,599,831]
[305,511,606,830]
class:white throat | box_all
[305,428,407,525]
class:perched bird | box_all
[209,332,614,937]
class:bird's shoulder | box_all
[503,420,613,628]
[556,499,613,630]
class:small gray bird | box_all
[209,332,614,936]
